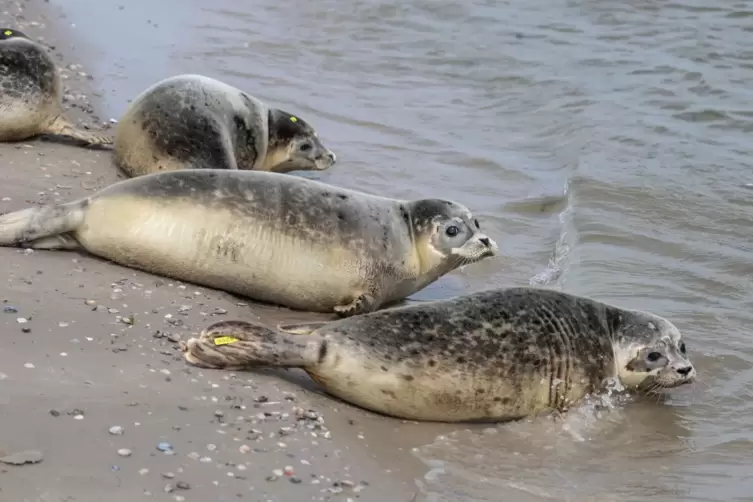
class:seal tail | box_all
[0,199,88,249]
[180,319,321,371]
[44,116,113,148]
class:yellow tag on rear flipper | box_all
[214,336,239,346]
[3,30,13,36]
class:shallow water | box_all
[52,0,753,499]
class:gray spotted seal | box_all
[0,169,497,317]
[0,28,112,147]
[113,74,337,177]
[180,287,696,423]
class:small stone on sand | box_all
[0,450,43,465]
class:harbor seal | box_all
[0,169,497,317]
[0,28,112,147]
[113,74,337,177]
[180,287,696,423]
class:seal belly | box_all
[308,346,601,422]
[74,195,360,311]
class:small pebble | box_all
[3,306,18,313]
[176,481,190,490]
[17,318,28,324]
[24,363,35,369]
[117,449,132,457]
[162,472,176,479]
[157,442,173,453]
[73,415,85,421]
[290,477,302,484]
[139,468,149,476]
[109,426,124,436]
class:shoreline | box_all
[0,1,429,501]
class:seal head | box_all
[408,198,497,275]
[0,28,28,40]
[612,309,695,391]
[265,108,336,171]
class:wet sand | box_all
[0,2,426,501]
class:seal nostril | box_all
[480,237,490,247]
[328,152,336,162]
[676,366,692,376]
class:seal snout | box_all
[673,363,696,384]
[477,233,499,257]
[315,148,337,170]
[676,365,693,376]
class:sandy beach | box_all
[0,2,430,501]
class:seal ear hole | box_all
[647,351,663,362]
[679,342,686,354]
[474,218,480,229]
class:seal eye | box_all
[299,143,312,152]
[445,225,459,237]
[647,351,662,362]
[679,343,686,354]
[474,219,480,229]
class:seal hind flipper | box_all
[180,319,320,370]
[44,116,113,147]
[0,199,88,247]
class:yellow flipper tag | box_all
[214,336,239,346]
[3,30,13,36]
[290,116,298,123]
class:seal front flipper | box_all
[277,321,329,335]
[180,319,321,371]
[44,116,113,148]
[23,233,80,250]
[0,199,88,248]
[333,293,378,318]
